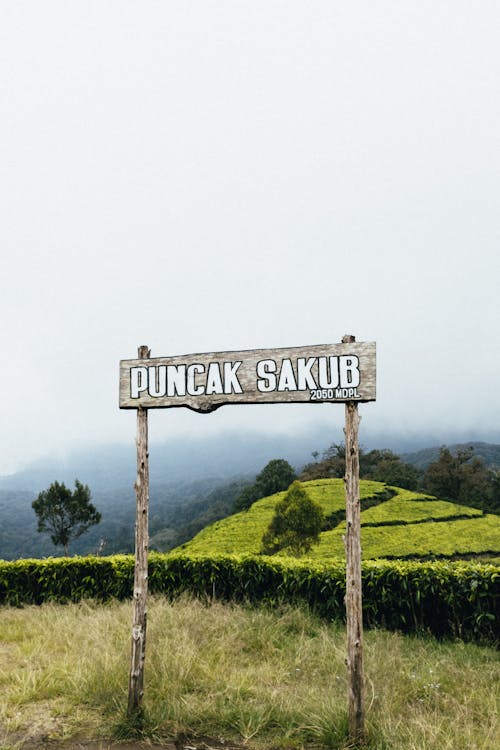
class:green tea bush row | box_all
[0,555,134,605]
[0,554,497,644]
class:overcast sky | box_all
[1,1,499,474]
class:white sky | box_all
[1,1,499,474]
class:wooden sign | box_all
[122,336,374,743]
[120,341,376,412]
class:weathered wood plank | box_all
[119,341,376,411]
[127,345,150,718]
[344,342,365,743]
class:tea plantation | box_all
[1,479,498,643]
[177,478,500,561]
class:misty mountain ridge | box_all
[1,430,499,562]
[0,430,327,561]
[401,442,500,471]
[3,428,499,493]
[0,430,326,493]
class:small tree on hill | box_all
[261,481,324,556]
[234,458,297,512]
[32,479,101,555]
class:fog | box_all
[1,2,499,474]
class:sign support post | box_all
[127,345,150,718]
[343,335,364,744]
[120,338,375,728]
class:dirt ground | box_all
[0,733,244,750]
[12,744,176,750]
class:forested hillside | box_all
[2,438,499,561]
[0,476,248,560]
[0,431,320,560]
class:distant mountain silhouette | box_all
[402,442,500,471]
[1,430,499,561]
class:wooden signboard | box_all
[119,341,376,411]
[121,337,375,744]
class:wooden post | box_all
[127,345,150,718]
[343,334,365,745]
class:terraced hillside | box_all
[177,479,500,561]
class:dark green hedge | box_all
[0,554,497,644]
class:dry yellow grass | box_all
[0,597,498,749]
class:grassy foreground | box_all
[0,597,498,750]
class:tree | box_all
[300,443,420,489]
[32,480,101,555]
[261,481,324,556]
[233,484,261,513]
[233,458,297,512]
[489,471,500,513]
[423,446,493,510]
[364,450,420,489]
[300,443,346,480]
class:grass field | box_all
[0,597,498,750]
[178,479,500,561]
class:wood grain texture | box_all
[119,341,376,411]
[344,399,365,744]
[127,345,150,717]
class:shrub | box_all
[0,554,497,644]
[261,481,324,556]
